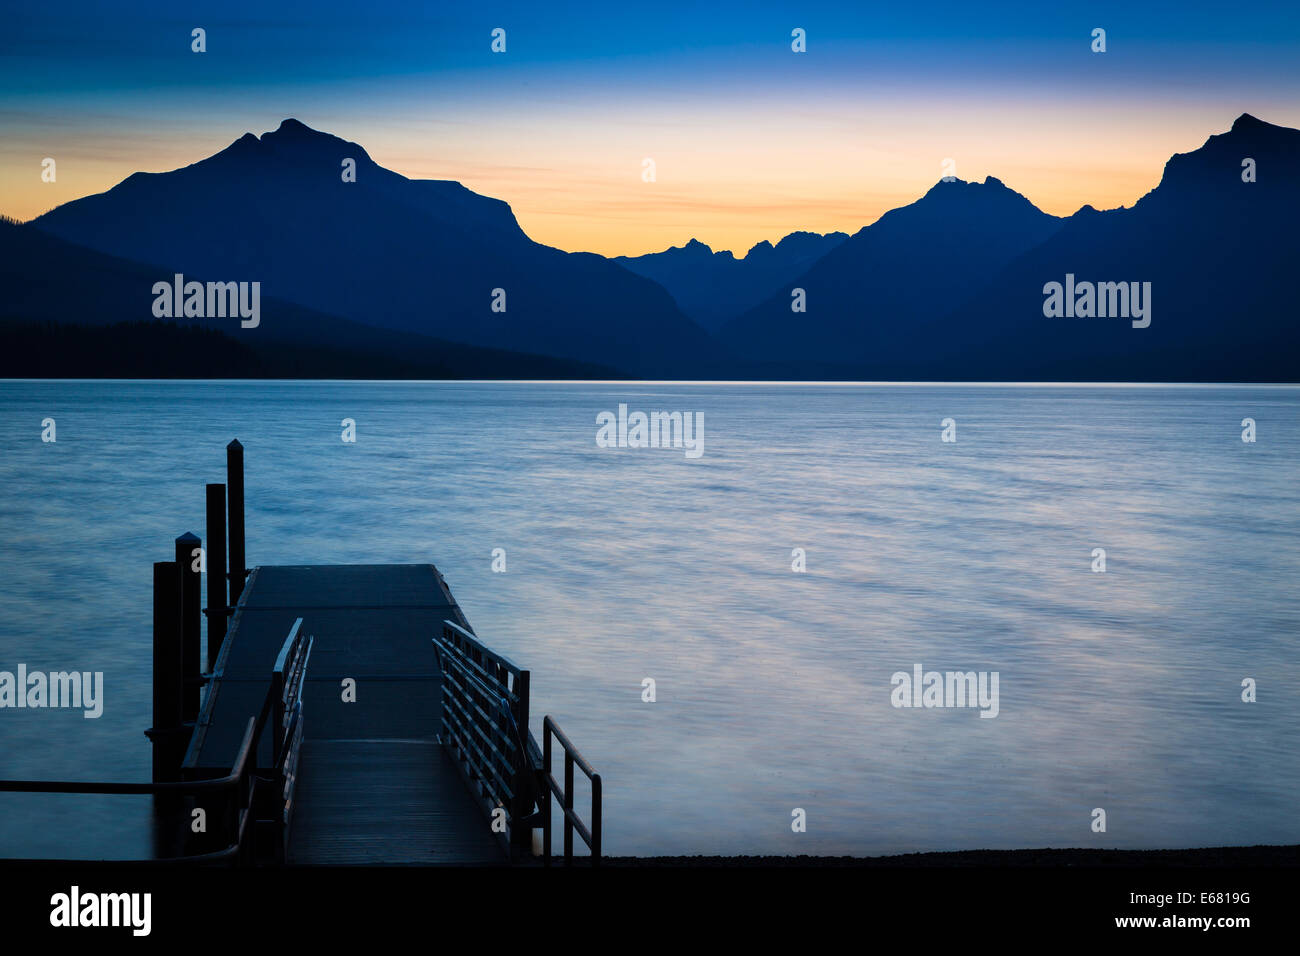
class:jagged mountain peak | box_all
[267,117,314,136]
[1232,112,1272,133]
[1139,112,1300,209]
[204,119,375,169]
[906,175,1053,226]
[920,174,1029,202]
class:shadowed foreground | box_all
[600,844,1300,867]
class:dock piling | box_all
[150,560,184,783]
[226,440,246,605]
[175,532,202,722]
[205,483,227,671]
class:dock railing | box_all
[261,617,313,860]
[434,620,542,856]
[0,617,312,864]
[434,619,602,864]
[542,716,602,866]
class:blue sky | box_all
[4,0,1298,253]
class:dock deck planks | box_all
[183,564,506,865]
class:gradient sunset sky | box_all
[3,0,1298,257]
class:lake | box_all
[1,380,1297,859]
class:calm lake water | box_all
[1,380,1298,859]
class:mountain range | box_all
[723,112,1297,381]
[5,113,1297,380]
[24,119,717,377]
[615,232,849,332]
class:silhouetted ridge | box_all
[20,113,1300,381]
[915,176,1043,217]
[30,119,717,375]
[1138,109,1300,211]
[268,117,314,136]
[721,175,1066,363]
[615,229,850,330]
[919,112,1300,381]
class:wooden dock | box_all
[0,441,602,867]
[185,564,505,864]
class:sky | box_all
[2,0,1299,257]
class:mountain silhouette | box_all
[615,231,848,332]
[721,115,1297,379]
[719,176,1065,368]
[919,113,1300,380]
[19,113,1300,381]
[31,119,718,376]
[0,217,616,378]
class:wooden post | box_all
[563,751,575,863]
[151,561,184,783]
[591,774,602,866]
[226,440,246,605]
[206,483,227,672]
[175,532,202,723]
[542,723,553,865]
[511,671,531,853]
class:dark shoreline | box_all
[598,844,1300,867]
[3,844,1294,868]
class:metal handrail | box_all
[437,644,520,791]
[542,715,602,866]
[439,620,527,697]
[0,716,258,797]
[433,620,541,855]
[487,683,545,831]
[0,618,312,864]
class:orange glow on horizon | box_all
[3,100,1297,258]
